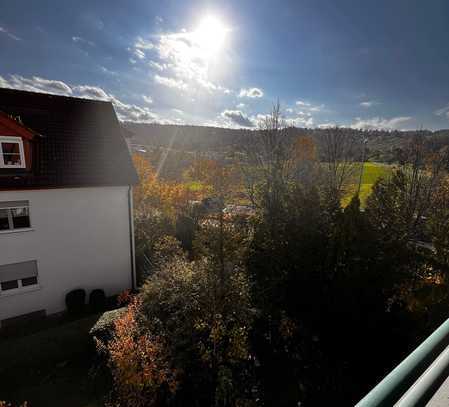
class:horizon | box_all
[1,0,449,130]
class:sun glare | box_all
[193,16,229,55]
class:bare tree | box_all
[240,102,302,209]
[316,127,362,204]
[402,134,449,238]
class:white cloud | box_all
[318,122,337,129]
[287,116,314,128]
[236,103,245,108]
[0,75,157,123]
[72,36,95,47]
[148,60,165,71]
[295,100,323,112]
[132,30,230,94]
[135,36,155,50]
[0,75,73,95]
[238,87,264,98]
[154,74,187,90]
[142,95,153,104]
[134,48,146,60]
[434,104,449,119]
[296,100,311,107]
[360,100,379,108]
[221,109,255,127]
[0,26,21,41]
[111,96,157,122]
[73,85,109,100]
[99,66,117,76]
[350,116,413,130]
[309,105,323,112]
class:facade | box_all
[0,88,138,327]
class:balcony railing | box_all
[356,318,449,406]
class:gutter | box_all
[128,185,136,291]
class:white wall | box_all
[0,186,133,323]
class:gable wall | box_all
[0,186,133,324]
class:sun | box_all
[193,16,229,56]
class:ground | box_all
[0,314,107,407]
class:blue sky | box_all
[1,0,449,130]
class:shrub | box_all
[89,289,106,312]
[65,288,86,315]
[99,237,256,406]
[139,244,256,406]
[96,297,178,407]
[90,307,127,344]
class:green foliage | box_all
[139,238,255,406]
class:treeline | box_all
[124,121,449,163]
[97,107,449,406]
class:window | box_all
[0,260,39,295]
[0,136,25,169]
[0,201,31,231]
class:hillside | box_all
[123,122,449,163]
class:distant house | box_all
[0,88,138,327]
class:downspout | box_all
[128,185,136,291]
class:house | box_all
[0,88,138,327]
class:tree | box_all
[315,127,362,208]
[132,153,201,282]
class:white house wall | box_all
[0,186,133,324]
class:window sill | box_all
[0,284,41,298]
[0,228,34,235]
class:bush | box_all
[138,246,255,406]
[96,298,177,407]
[89,289,106,312]
[98,237,256,406]
[65,289,86,315]
[89,307,127,343]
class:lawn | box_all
[342,162,392,207]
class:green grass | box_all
[342,162,392,207]
[186,180,207,192]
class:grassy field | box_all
[343,162,392,207]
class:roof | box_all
[0,88,138,190]
[0,110,42,140]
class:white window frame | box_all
[0,201,32,233]
[0,136,26,169]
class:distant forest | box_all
[124,122,449,163]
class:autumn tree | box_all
[132,153,201,281]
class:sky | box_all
[1,0,449,130]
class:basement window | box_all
[0,260,39,295]
[0,201,31,232]
[0,136,25,169]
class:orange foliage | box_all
[183,158,221,186]
[133,153,198,219]
[293,135,317,162]
[101,296,178,407]
[184,158,241,199]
